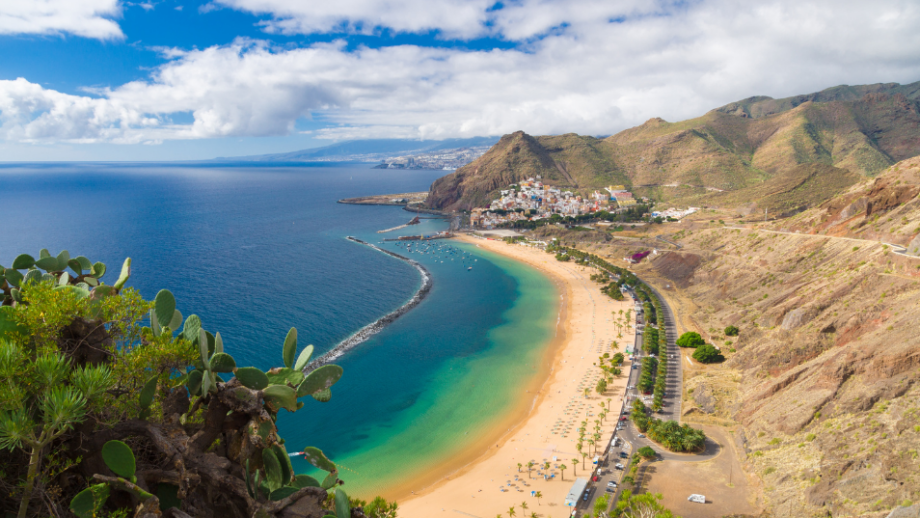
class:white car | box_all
[607,481,617,487]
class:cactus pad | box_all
[262,448,283,492]
[154,290,176,333]
[182,314,201,344]
[113,257,131,290]
[302,446,336,472]
[12,254,35,269]
[296,365,343,397]
[311,388,332,402]
[69,484,110,518]
[335,488,350,518]
[262,385,297,412]
[294,345,314,371]
[272,443,293,484]
[282,327,297,369]
[291,474,321,488]
[209,352,237,373]
[139,375,158,409]
[266,367,304,387]
[5,269,23,288]
[187,369,203,395]
[235,367,269,390]
[168,309,183,331]
[101,440,136,479]
[36,256,61,271]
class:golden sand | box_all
[397,235,636,518]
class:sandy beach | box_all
[398,235,636,518]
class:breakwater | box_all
[303,236,433,372]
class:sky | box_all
[1,0,919,161]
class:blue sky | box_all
[1,0,919,161]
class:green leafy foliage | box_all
[724,325,740,336]
[2,249,369,518]
[692,343,725,363]
[677,331,705,348]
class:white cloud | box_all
[1,0,920,145]
[0,0,123,39]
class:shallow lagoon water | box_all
[0,162,556,496]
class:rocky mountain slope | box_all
[427,80,920,211]
[596,157,920,517]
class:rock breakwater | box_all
[304,236,432,372]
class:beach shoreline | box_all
[375,238,569,501]
[396,234,636,518]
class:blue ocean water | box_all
[0,162,556,497]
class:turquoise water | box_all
[0,162,556,497]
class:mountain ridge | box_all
[427,80,920,212]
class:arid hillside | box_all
[427,80,920,211]
[520,157,920,517]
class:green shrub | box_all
[676,331,705,348]
[692,344,725,363]
[637,446,656,459]
[724,325,739,336]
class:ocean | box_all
[0,162,557,497]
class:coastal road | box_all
[576,270,700,516]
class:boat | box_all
[468,267,472,271]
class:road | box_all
[577,275,715,516]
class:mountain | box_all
[427,80,920,211]
[219,137,499,162]
[427,131,629,210]
[628,156,920,516]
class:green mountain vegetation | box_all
[427,80,920,212]
[0,251,386,518]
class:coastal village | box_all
[374,145,493,170]
[469,176,698,229]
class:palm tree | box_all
[530,513,538,518]
[527,461,534,479]
[508,506,516,518]
[572,458,579,476]
[581,452,587,469]
[517,462,522,473]
[534,491,542,506]
[584,387,590,398]
[559,463,567,480]
[520,501,528,511]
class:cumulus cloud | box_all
[1,0,919,144]
[0,0,123,39]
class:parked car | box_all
[620,416,628,421]
[615,463,625,469]
[607,481,617,487]
[638,434,645,438]
[605,487,614,493]
[619,452,628,458]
